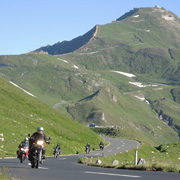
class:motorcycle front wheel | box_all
[54,152,57,158]
[35,160,39,168]
[39,151,43,164]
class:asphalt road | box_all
[0,137,179,180]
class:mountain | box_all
[33,26,97,55]
[34,6,180,85]
[0,76,101,157]
[1,6,180,146]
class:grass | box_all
[0,76,102,157]
[1,53,180,147]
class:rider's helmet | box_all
[37,127,44,133]
[24,137,28,141]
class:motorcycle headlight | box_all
[37,140,44,145]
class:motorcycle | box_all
[99,144,104,150]
[29,133,50,169]
[17,145,29,163]
[85,146,90,154]
[53,146,61,158]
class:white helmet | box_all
[37,127,44,132]
[24,137,28,141]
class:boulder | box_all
[96,160,102,165]
[137,158,146,165]
[112,159,119,166]
[0,138,4,141]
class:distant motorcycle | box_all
[85,146,90,154]
[99,144,104,150]
[18,145,29,163]
[53,146,61,158]
[29,133,50,168]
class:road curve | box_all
[0,137,179,180]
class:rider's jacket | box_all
[30,132,48,142]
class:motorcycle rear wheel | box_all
[31,162,35,168]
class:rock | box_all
[96,160,102,165]
[0,138,4,141]
[112,159,119,166]
[137,158,146,165]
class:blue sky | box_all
[0,0,179,55]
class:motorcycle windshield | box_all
[21,142,29,148]
[34,133,44,143]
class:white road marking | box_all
[116,147,121,149]
[27,163,48,169]
[107,150,112,152]
[38,167,49,170]
[84,171,141,178]
[94,153,100,156]
[59,158,66,160]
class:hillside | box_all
[0,6,180,147]
[0,77,101,157]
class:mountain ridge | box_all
[33,6,180,56]
[33,26,97,55]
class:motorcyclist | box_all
[28,127,50,160]
[99,141,104,149]
[99,141,104,146]
[17,137,29,158]
[85,143,91,152]
[55,144,61,151]
[54,144,61,157]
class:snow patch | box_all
[58,58,69,63]
[134,96,150,104]
[73,65,79,69]
[133,15,139,18]
[129,82,158,88]
[112,71,136,77]
[129,82,146,87]
[9,81,36,97]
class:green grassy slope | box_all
[0,53,180,146]
[0,77,101,157]
[65,86,179,145]
[0,54,92,107]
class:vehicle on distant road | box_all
[89,123,95,127]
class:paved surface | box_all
[0,137,179,180]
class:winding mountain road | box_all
[0,137,179,180]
